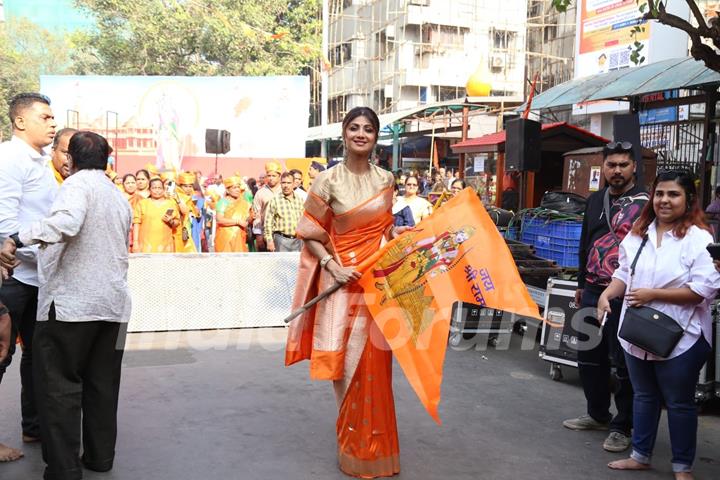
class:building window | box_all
[543,25,557,42]
[437,86,465,102]
[419,86,428,104]
[491,28,516,52]
[421,24,465,49]
[331,42,352,67]
[329,96,346,124]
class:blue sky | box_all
[4,0,93,32]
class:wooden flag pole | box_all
[284,282,344,324]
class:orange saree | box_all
[214,196,250,252]
[286,163,400,478]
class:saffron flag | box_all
[357,188,541,423]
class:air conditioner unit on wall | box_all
[491,55,505,69]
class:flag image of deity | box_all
[371,225,476,342]
[155,93,183,171]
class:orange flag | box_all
[357,188,540,423]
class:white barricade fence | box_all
[127,252,300,332]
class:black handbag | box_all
[618,235,687,358]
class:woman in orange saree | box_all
[286,107,407,478]
[214,176,251,252]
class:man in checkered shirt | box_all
[264,172,304,252]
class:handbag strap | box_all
[629,234,649,277]
[603,188,621,247]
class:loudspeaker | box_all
[505,118,541,171]
[612,113,642,183]
[205,129,231,154]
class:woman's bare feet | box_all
[608,458,651,470]
[674,472,693,480]
[0,442,23,462]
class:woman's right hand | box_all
[597,294,612,322]
[327,262,361,285]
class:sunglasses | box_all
[604,141,633,152]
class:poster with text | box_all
[576,0,650,78]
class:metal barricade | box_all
[127,252,299,332]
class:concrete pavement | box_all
[1,327,719,480]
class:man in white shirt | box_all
[1,131,132,479]
[251,161,282,251]
[0,92,57,459]
[289,168,308,202]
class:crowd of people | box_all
[1,92,719,480]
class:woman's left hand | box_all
[391,226,412,239]
[626,288,656,307]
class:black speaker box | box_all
[612,113,642,183]
[205,129,231,154]
[505,118,541,171]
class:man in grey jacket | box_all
[1,131,132,480]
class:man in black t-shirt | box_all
[563,142,649,453]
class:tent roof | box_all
[451,122,608,154]
[522,57,720,111]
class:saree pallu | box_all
[173,192,200,253]
[286,184,400,478]
[215,197,250,252]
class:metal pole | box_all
[320,0,329,159]
[392,124,400,171]
[459,105,469,179]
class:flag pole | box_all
[284,282,343,324]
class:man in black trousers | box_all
[1,131,132,480]
[563,142,649,452]
[0,93,58,454]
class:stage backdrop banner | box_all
[40,75,309,172]
[357,188,541,423]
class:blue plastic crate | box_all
[535,246,579,268]
[549,221,582,239]
[504,226,519,241]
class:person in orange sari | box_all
[132,177,180,253]
[214,176,251,252]
[286,107,409,478]
[171,172,200,253]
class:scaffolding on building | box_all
[525,0,575,96]
[324,0,524,125]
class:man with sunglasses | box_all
[563,141,649,453]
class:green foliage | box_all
[0,1,321,139]
[72,0,322,76]
[550,0,573,13]
[0,19,74,140]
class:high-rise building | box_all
[326,0,527,123]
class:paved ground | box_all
[1,326,719,480]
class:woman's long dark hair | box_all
[631,170,711,238]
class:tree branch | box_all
[686,0,708,32]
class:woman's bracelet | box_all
[320,254,334,269]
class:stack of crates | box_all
[504,225,520,241]
[520,216,582,268]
